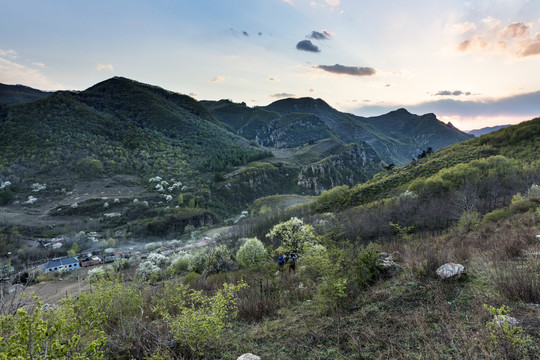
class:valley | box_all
[0,78,539,360]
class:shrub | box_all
[88,266,110,281]
[136,261,162,282]
[112,258,130,272]
[148,252,171,267]
[153,280,247,357]
[483,208,511,223]
[168,252,192,276]
[188,251,208,273]
[182,271,200,286]
[455,210,481,233]
[236,238,267,270]
[483,304,532,354]
[205,245,234,274]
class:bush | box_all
[112,258,130,272]
[183,271,201,286]
[236,238,267,270]
[188,251,208,273]
[136,261,162,282]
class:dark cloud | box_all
[296,40,320,53]
[315,64,376,76]
[258,32,262,36]
[434,90,472,96]
[309,30,332,40]
[353,91,540,119]
[243,31,249,37]
[270,93,296,99]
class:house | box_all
[80,256,101,267]
[41,257,81,273]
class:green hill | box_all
[0,83,51,105]
[206,97,474,165]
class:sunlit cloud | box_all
[211,75,224,83]
[267,76,279,81]
[315,64,376,76]
[96,64,114,71]
[451,18,540,58]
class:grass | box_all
[214,212,540,360]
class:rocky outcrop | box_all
[297,143,384,194]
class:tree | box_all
[266,217,317,254]
[236,238,267,270]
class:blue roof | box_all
[45,257,79,268]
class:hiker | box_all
[277,253,285,269]
[289,252,298,273]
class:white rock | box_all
[237,354,261,360]
[494,315,519,328]
[436,263,465,279]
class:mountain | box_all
[204,98,474,165]
[467,124,511,137]
[0,83,51,105]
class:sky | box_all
[1,0,540,131]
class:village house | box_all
[41,257,80,273]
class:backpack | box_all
[277,255,285,266]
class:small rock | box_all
[436,263,465,279]
[494,315,519,328]
[237,353,261,360]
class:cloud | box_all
[445,22,477,35]
[325,0,340,5]
[434,90,472,96]
[243,31,249,37]
[451,18,540,58]
[211,75,224,83]
[353,91,540,125]
[267,77,279,81]
[96,64,114,71]
[0,49,17,58]
[270,93,296,99]
[519,33,540,57]
[309,30,332,40]
[296,40,320,52]
[502,22,529,38]
[0,55,63,90]
[315,64,376,76]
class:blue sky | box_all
[1,0,540,130]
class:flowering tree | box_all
[236,238,267,269]
[266,217,317,254]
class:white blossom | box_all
[31,183,46,192]
[25,196,38,204]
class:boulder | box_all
[436,263,465,279]
[237,353,261,360]
[494,315,519,328]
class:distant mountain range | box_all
[0,77,473,219]
[467,124,511,137]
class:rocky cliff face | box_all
[297,143,384,194]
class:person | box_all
[289,252,298,273]
[277,253,285,269]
